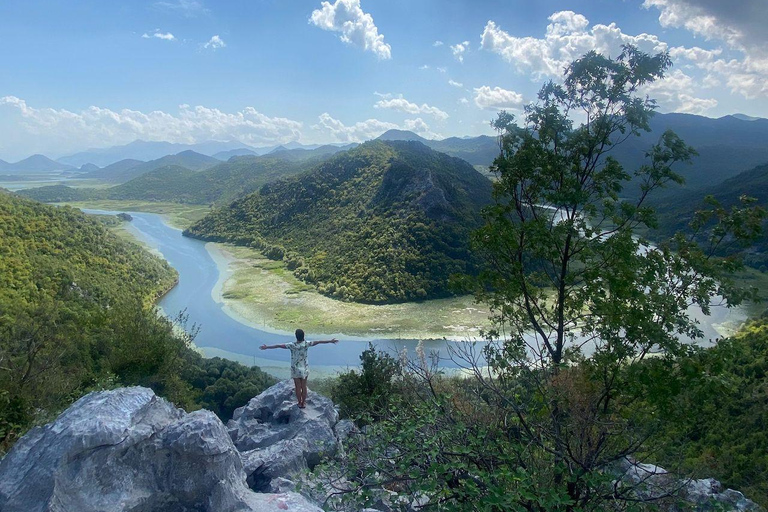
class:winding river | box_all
[85,209,746,376]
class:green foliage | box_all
[635,320,768,507]
[330,343,401,425]
[0,191,274,451]
[185,140,493,303]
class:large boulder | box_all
[0,387,321,512]
[228,380,341,491]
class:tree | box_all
[464,45,765,508]
[316,47,765,511]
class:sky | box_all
[1,0,767,161]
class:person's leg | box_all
[300,378,308,407]
[292,378,302,406]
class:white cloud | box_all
[473,86,524,110]
[458,98,469,104]
[433,40,444,47]
[204,35,226,49]
[644,1,768,99]
[448,79,463,88]
[374,96,449,120]
[436,67,447,73]
[481,12,667,79]
[313,113,441,142]
[142,31,176,41]
[310,0,391,60]
[0,96,303,156]
[644,69,718,113]
[419,65,430,70]
[450,40,470,63]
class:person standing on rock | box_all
[260,329,338,408]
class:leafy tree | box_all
[316,47,765,511]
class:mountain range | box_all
[0,154,74,174]
[184,140,494,303]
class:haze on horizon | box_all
[2,0,767,161]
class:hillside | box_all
[0,154,74,174]
[83,151,219,183]
[650,162,768,269]
[184,140,493,303]
[377,130,500,166]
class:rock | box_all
[228,381,341,490]
[0,387,322,512]
[619,458,763,511]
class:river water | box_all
[84,209,746,376]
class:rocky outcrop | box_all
[620,459,762,511]
[0,386,321,512]
[228,380,342,491]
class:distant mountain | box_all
[377,130,499,166]
[0,154,74,174]
[79,163,100,172]
[608,112,768,196]
[57,140,257,168]
[650,162,768,269]
[731,114,763,122]
[83,151,219,183]
[377,130,430,143]
[184,140,494,303]
[265,144,358,162]
[213,148,259,160]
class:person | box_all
[260,329,338,408]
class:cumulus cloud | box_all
[433,40,444,47]
[0,96,303,156]
[142,30,176,41]
[644,69,718,113]
[313,113,441,142]
[450,41,470,63]
[473,86,524,110]
[310,0,391,59]
[448,80,463,88]
[644,1,768,99]
[374,96,449,120]
[481,11,667,78]
[204,35,226,49]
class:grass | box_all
[211,243,493,340]
[57,200,211,229]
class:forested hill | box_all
[184,140,494,303]
[83,150,219,183]
[0,190,276,450]
[651,162,768,269]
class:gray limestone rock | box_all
[0,387,322,512]
[228,380,341,490]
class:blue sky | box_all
[1,0,767,160]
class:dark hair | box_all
[295,328,305,341]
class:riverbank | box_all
[57,200,210,230]
[206,242,493,340]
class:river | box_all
[84,209,746,377]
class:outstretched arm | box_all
[260,344,288,350]
[309,338,338,347]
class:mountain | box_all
[79,163,100,172]
[265,143,358,162]
[106,156,309,205]
[184,140,494,303]
[0,154,74,174]
[21,154,315,206]
[651,162,768,269]
[377,130,499,166]
[731,114,763,122]
[83,151,219,183]
[213,148,259,160]
[609,112,768,196]
[57,140,257,168]
[377,130,430,143]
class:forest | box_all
[185,140,493,303]
[0,191,275,452]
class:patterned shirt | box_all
[286,340,309,378]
